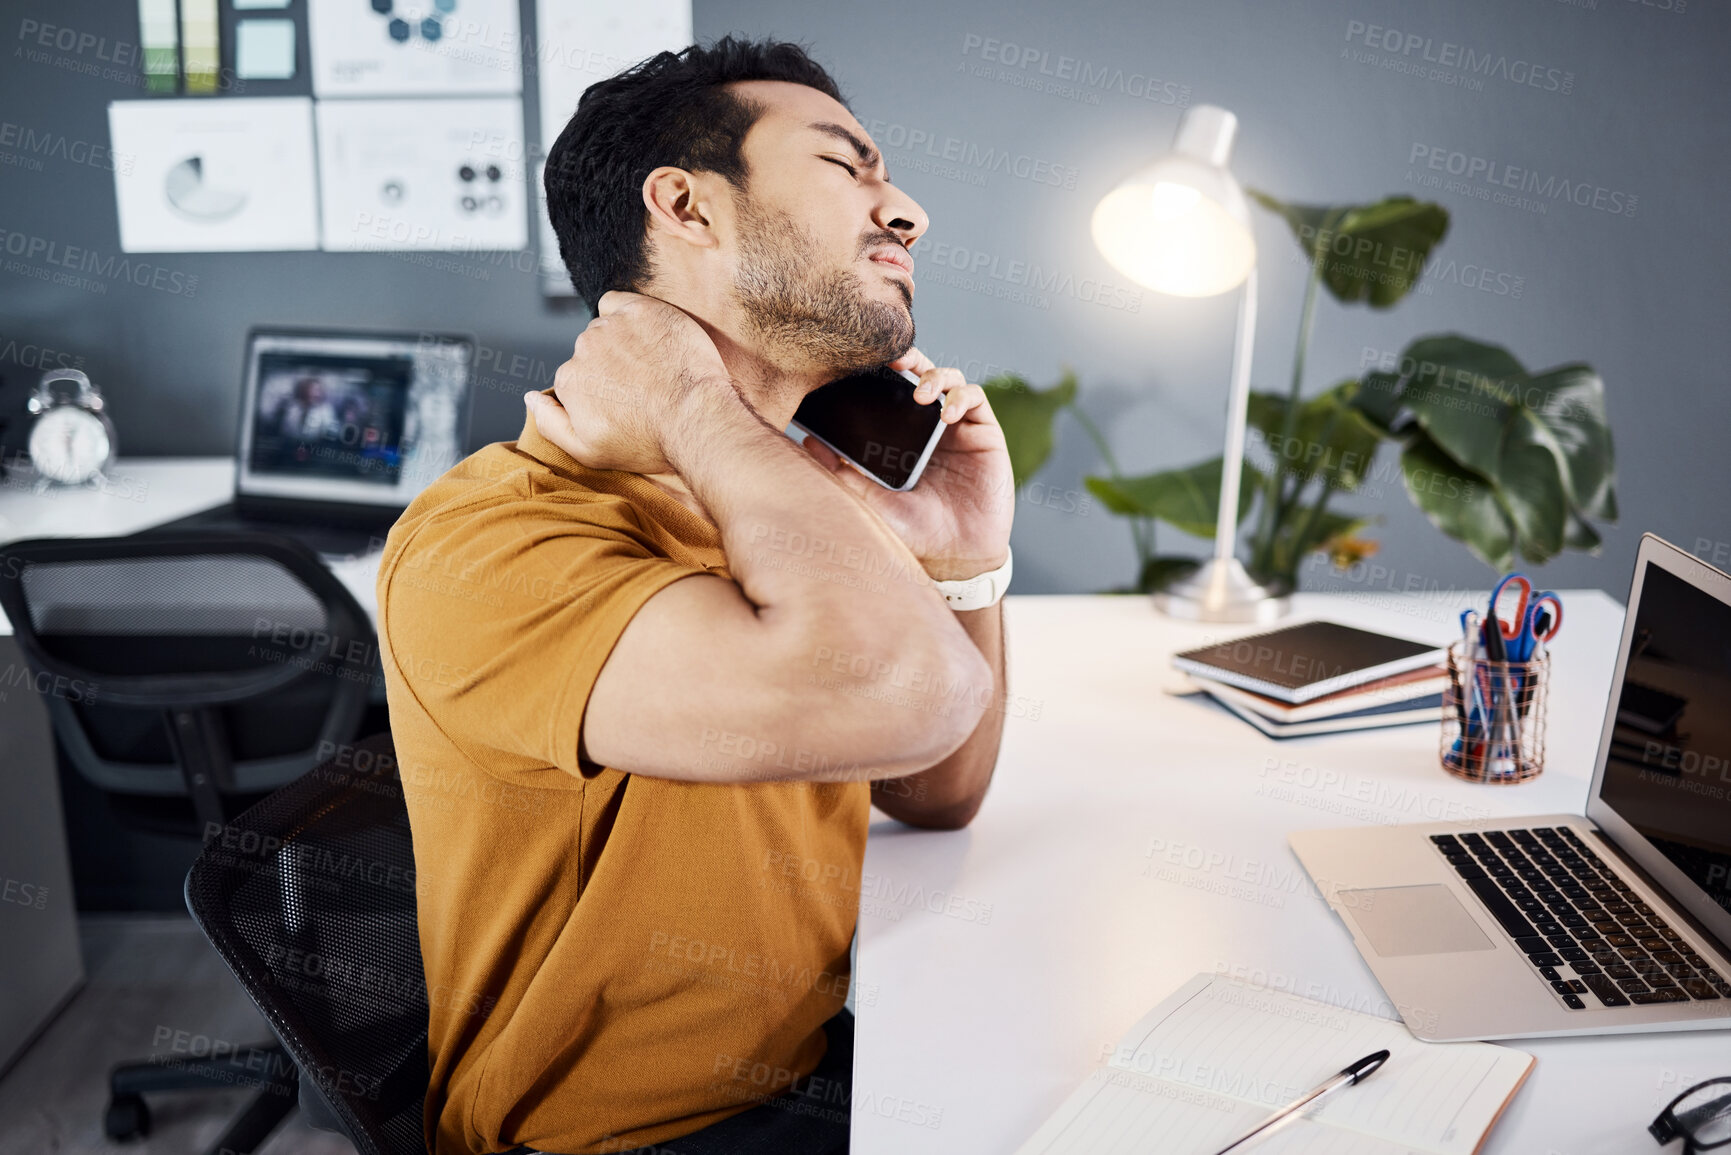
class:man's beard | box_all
[732,202,914,377]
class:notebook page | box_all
[1099,975,1531,1155]
[1013,1064,1420,1155]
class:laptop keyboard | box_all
[1431,826,1731,1011]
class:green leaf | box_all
[1352,370,1405,432]
[1377,335,1618,566]
[980,371,1076,487]
[1247,380,1384,492]
[1400,438,1514,570]
[1519,364,1617,522]
[1249,192,1450,308]
[1084,457,1261,538]
[1498,412,1571,564]
[1395,334,1523,479]
[1563,512,1603,553]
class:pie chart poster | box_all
[108,97,320,252]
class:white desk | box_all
[850,590,1727,1155]
[0,457,383,631]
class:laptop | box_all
[1292,533,1731,1040]
[156,328,474,557]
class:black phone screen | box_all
[791,364,944,489]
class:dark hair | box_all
[543,36,848,314]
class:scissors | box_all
[1487,573,1564,661]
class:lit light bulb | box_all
[1149,181,1201,220]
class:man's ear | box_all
[642,167,723,254]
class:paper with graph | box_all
[1015,974,1533,1155]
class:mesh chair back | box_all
[185,731,428,1155]
[0,533,375,797]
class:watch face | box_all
[29,405,112,484]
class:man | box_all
[377,36,1014,1155]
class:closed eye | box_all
[823,156,858,178]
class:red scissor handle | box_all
[1488,573,1533,641]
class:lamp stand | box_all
[1152,266,1291,622]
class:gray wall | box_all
[4,0,1728,597]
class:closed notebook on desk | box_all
[1173,620,1446,704]
[1014,973,1533,1155]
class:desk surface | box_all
[849,589,1724,1155]
[0,457,382,633]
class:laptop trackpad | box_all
[1340,885,1496,957]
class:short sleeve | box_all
[380,494,705,780]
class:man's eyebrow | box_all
[807,121,889,179]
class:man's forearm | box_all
[669,380,965,638]
[663,379,992,766]
[870,598,1006,829]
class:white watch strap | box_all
[932,547,1012,611]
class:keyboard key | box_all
[1461,877,1538,939]
[1617,978,1650,994]
[1573,963,1603,976]
[1559,948,1591,964]
[1605,933,1635,948]
[1581,974,1631,1007]
[1461,832,1487,845]
[1606,964,1636,980]
[1681,979,1722,1000]
[1631,988,1690,1005]
[1539,965,1562,981]
[1545,933,1575,947]
[1560,914,1589,928]
[1431,834,1462,848]
[1528,952,1563,968]
[1453,861,1487,880]
[1653,950,1684,964]
[1561,993,1586,1009]
[1550,979,1587,995]
[1515,936,1551,954]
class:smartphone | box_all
[789,364,947,491]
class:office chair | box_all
[0,532,378,1151]
[185,730,430,1155]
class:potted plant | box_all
[984,193,1619,593]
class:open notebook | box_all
[1015,974,1533,1155]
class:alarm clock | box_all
[27,368,117,486]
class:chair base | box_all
[107,1042,298,1154]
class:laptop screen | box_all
[237,330,473,508]
[1594,546,1731,942]
[250,352,411,485]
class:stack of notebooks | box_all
[1175,621,1449,739]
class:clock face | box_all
[29,405,113,485]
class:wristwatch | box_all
[932,547,1012,611]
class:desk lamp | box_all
[1091,104,1288,622]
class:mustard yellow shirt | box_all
[377,413,868,1154]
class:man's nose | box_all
[874,189,928,248]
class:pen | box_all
[1209,1049,1390,1155]
[1459,610,1480,734]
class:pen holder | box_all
[1439,640,1548,784]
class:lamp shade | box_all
[1091,104,1255,298]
